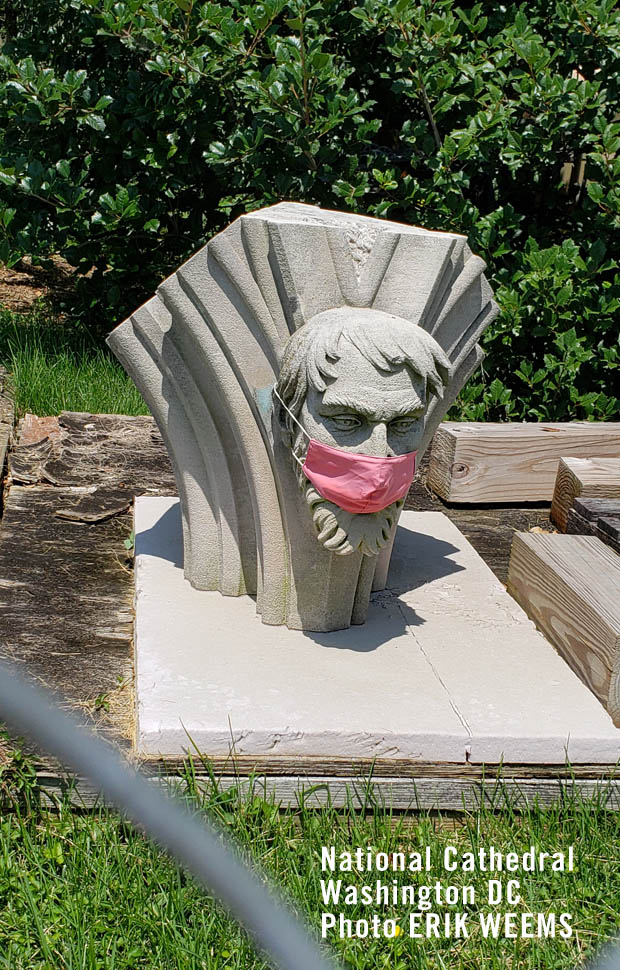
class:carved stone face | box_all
[298,346,427,459]
[296,350,426,556]
[274,306,449,558]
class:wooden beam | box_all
[18,756,620,811]
[567,497,620,556]
[0,412,177,748]
[551,457,620,531]
[427,423,620,503]
[507,533,620,725]
[137,754,619,779]
[0,367,14,489]
[35,770,620,812]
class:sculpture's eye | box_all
[329,414,363,431]
[389,417,419,435]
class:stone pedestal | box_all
[134,497,620,763]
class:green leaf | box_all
[83,114,106,131]
[587,182,604,203]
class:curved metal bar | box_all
[0,662,339,970]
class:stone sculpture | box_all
[108,202,498,632]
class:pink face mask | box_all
[274,389,417,514]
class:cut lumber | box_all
[428,422,620,503]
[0,367,14,486]
[567,497,620,556]
[507,533,620,726]
[551,457,620,530]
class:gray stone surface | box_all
[134,496,620,762]
[109,203,498,630]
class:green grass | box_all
[0,306,149,417]
[1,750,620,970]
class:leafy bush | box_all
[1,0,619,419]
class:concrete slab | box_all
[390,521,620,763]
[134,497,620,763]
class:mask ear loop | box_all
[273,386,310,468]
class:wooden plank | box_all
[551,457,620,530]
[9,410,176,492]
[572,496,620,523]
[0,413,176,748]
[136,754,619,779]
[20,752,620,812]
[0,485,136,745]
[428,422,620,503]
[35,771,620,812]
[0,367,15,495]
[567,497,620,556]
[507,533,620,724]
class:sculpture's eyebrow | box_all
[320,397,424,418]
[319,397,375,416]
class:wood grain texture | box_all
[22,753,620,812]
[0,413,176,748]
[9,411,177,491]
[136,754,618,779]
[0,484,136,744]
[567,497,620,556]
[551,457,620,531]
[507,533,620,724]
[428,422,620,503]
[0,368,14,492]
[35,771,620,811]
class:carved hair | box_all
[274,307,451,429]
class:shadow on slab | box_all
[386,525,465,592]
[303,596,423,652]
[135,500,183,567]
[305,528,464,652]
[136,504,465,654]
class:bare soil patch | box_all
[0,257,76,312]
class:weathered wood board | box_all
[0,368,14,496]
[507,533,620,724]
[551,456,620,531]
[0,412,176,748]
[35,769,620,812]
[567,497,620,556]
[9,411,177,492]
[428,422,620,503]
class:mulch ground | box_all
[0,257,76,313]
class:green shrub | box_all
[0,0,619,419]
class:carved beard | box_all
[291,433,404,557]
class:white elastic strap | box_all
[273,387,309,467]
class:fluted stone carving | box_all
[108,202,498,631]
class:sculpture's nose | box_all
[365,421,391,457]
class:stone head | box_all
[273,307,451,556]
